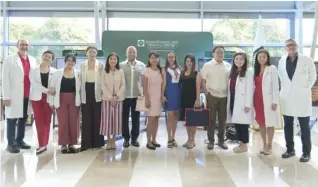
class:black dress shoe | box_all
[300,154,311,162]
[207,143,214,150]
[281,151,295,159]
[17,141,31,149]
[131,140,140,147]
[123,141,130,148]
[6,145,20,154]
[36,147,47,155]
[218,143,228,150]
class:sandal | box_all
[263,149,272,155]
[106,139,113,150]
[233,143,242,152]
[61,145,68,154]
[68,145,78,154]
[167,141,174,148]
[183,142,189,148]
[172,139,178,147]
[111,139,116,150]
[187,142,196,149]
[147,143,156,150]
[152,142,161,148]
[234,145,248,153]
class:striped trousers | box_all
[100,100,123,137]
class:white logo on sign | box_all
[137,40,145,47]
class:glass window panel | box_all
[203,19,288,44]
[0,11,3,59]
[303,47,318,61]
[303,18,316,45]
[109,18,201,32]
[8,45,88,63]
[222,46,285,66]
[8,17,95,42]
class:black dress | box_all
[180,71,197,121]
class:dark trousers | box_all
[283,115,311,155]
[81,83,105,149]
[234,124,249,143]
[7,98,29,146]
[122,98,140,142]
[206,93,227,144]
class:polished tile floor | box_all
[1,118,318,187]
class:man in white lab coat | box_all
[278,39,317,162]
[2,39,36,153]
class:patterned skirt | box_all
[100,100,123,136]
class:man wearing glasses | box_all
[201,46,231,150]
[278,39,317,162]
[2,39,36,153]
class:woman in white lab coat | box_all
[253,49,281,155]
[49,53,81,153]
[29,50,56,155]
[227,52,254,153]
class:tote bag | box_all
[136,96,149,112]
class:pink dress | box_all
[142,68,163,116]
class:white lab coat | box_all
[2,53,37,118]
[29,66,57,101]
[257,65,281,128]
[48,69,81,109]
[227,68,254,124]
[278,54,317,117]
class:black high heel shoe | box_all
[152,142,161,148]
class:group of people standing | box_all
[2,38,316,163]
[200,39,316,163]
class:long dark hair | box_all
[254,49,271,76]
[105,53,120,73]
[229,52,248,79]
[147,51,161,71]
[183,54,196,74]
[165,51,180,70]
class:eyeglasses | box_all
[286,44,296,48]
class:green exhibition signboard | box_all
[102,31,213,69]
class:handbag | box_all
[185,107,210,126]
[136,96,149,112]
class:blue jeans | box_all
[6,98,29,146]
